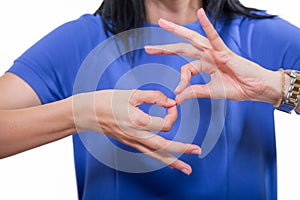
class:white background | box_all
[0,0,298,199]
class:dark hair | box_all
[95,0,275,35]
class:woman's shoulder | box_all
[220,12,300,52]
[26,13,109,58]
[52,13,106,42]
[234,13,300,39]
[217,12,300,70]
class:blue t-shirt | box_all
[8,13,300,200]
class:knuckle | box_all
[181,64,190,72]
[180,68,186,75]
[188,32,198,42]
[153,142,161,151]
[171,161,181,170]
[175,49,184,55]
[194,52,202,58]
[131,112,148,127]
[152,90,165,100]
[173,43,186,54]
[154,90,164,97]
[153,155,163,162]
[152,138,165,150]
[129,89,139,104]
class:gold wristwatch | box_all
[276,70,300,113]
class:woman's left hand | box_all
[145,8,283,106]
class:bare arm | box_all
[0,73,201,175]
[0,98,74,158]
[0,73,75,158]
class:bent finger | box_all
[144,105,178,132]
[175,60,207,94]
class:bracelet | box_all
[274,68,285,108]
[276,70,300,113]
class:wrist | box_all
[273,69,291,107]
[71,92,103,133]
[261,69,285,106]
[46,97,78,136]
[275,69,300,113]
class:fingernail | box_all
[181,168,191,175]
[174,80,185,94]
[167,98,176,105]
[191,149,201,155]
[159,18,169,25]
[174,87,180,94]
[175,97,181,105]
[159,18,174,30]
[174,85,183,94]
[199,8,205,16]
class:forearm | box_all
[0,97,76,158]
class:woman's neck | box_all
[145,0,203,25]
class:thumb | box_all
[175,85,210,104]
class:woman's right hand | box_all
[72,89,201,175]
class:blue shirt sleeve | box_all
[8,14,104,104]
[244,16,300,114]
[240,16,300,71]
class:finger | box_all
[145,43,202,58]
[168,157,192,175]
[134,132,198,154]
[130,108,153,127]
[164,140,201,155]
[158,18,211,49]
[175,60,203,94]
[197,8,227,51]
[176,84,210,104]
[144,105,178,132]
[147,151,193,175]
[144,149,193,175]
[130,105,177,132]
[120,134,193,175]
[133,136,200,175]
[139,134,201,155]
[162,105,178,132]
[140,136,201,175]
[131,90,176,108]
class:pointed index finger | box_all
[158,18,211,49]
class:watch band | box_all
[276,70,300,113]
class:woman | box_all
[0,0,299,199]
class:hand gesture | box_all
[145,8,281,105]
[73,90,201,175]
